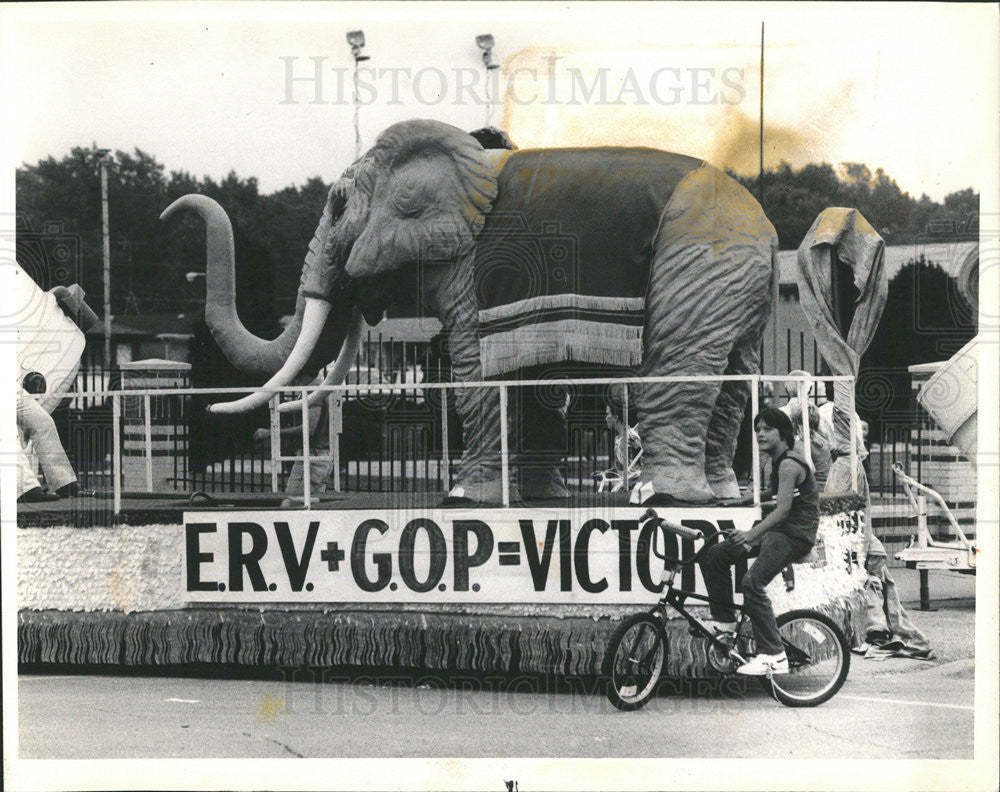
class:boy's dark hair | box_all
[468,126,518,150]
[754,407,796,448]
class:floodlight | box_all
[346,30,369,61]
[476,33,500,70]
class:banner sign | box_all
[183,508,761,604]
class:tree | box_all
[730,161,980,249]
[16,148,333,323]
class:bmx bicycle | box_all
[602,509,850,710]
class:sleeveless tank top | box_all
[769,449,820,546]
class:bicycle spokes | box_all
[768,613,849,706]
[618,623,659,685]
[604,615,666,711]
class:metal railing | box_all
[41,373,858,514]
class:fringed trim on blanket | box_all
[480,320,643,378]
[19,594,866,676]
[479,294,646,323]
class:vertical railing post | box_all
[440,386,450,490]
[798,378,813,470]
[301,386,311,508]
[269,396,280,493]
[622,385,630,484]
[143,394,153,492]
[112,393,122,515]
[916,421,922,483]
[331,390,342,493]
[751,375,760,507]
[849,377,858,493]
[500,384,509,507]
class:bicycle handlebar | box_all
[641,508,733,567]
[640,508,708,540]
[658,517,704,541]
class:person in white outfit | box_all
[17,382,90,502]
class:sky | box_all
[3,1,998,202]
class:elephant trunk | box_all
[160,193,338,376]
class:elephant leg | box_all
[511,368,570,499]
[704,332,761,499]
[448,363,507,503]
[423,260,511,504]
[636,377,723,503]
[636,164,775,504]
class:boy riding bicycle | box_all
[700,407,820,676]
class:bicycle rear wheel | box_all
[766,610,849,707]
[602,613,666,711]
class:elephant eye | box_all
[390,170,426,218]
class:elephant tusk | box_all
[277,307,365,414]
[207,298,332,415]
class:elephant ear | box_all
[345,120,498,277]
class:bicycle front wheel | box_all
[602,613,666,711]
[767,609,849,707]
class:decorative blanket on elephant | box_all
[476,148,704,377]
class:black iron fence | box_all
[54,326,911,500]
[869,423,922,499]
[64,407,116,491]
[57,386,623,498]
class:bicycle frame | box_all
[648,567,754,666]
[643,513,808,671]
[642,519,756,666]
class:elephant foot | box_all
[631,490,682,507]
[707,468,741,500]
[630,486,715,506]
[631,471,717,505]
[443,477,519,506]
[440,493,477,507]
[518,466,570,500]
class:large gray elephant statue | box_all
[162,118,778,505]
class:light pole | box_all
[97,149,112,368]
[346,30,369,160]
[476,34,501,128]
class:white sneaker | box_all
[736,652,789,676]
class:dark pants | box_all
[699,531,812,655]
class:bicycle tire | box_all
[602,613,666,711]
[764,609,850,707]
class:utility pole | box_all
[758,22,764,207]
[346,30,369,160]
[98,149,112,368]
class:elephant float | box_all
[162,119,778,505]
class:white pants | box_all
[283,444,334,503]
[17,391,76,497]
